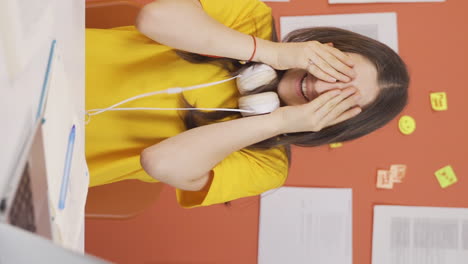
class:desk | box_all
[1,0,86,252]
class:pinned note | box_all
[376,170,393,189]
[398,115,416,135]
[389,164,406,183]
[434,165,457,188]
[329,142,343,148]
[376,164,407,189]
[430,92,447,111]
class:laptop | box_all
[0,12,56,238]
[0,222,109,264]
[0,117,53,240]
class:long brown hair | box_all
[175,27,410,155]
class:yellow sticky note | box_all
[398,115,416,135]
[430,92,448,111]
[434,165,457,188]
[329,142,343,148]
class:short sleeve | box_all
[199,0,273,41]
[176,146,288,208]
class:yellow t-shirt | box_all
[85,0,288,208]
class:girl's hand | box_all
[271,87,362,134]
[264,41,357,83]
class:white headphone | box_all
[86,64,280,123]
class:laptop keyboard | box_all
[9,166,37,232]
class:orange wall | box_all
[85,0,468,263]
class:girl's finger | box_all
[305,89,342,112]
[327,106,362,127]
[317,47,356,80]
[307,60,337,83]
[322,44,355,68]
[309,53,352,83]
[318,92,360,127]
[313,87,357,119]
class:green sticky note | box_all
[435,165,457,188]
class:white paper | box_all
[258,187,352,264]
[42,45,88,251]
[280,12,398,53]
[330,0,444,3]
[372,205,468,264]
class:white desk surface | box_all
[43,0,86,252]
[1,0,86,253]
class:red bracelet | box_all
[247,35,257,62]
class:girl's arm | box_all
[136,0,355,81]
[137,0,281,191]
[140,113,283,191]
[135,0,275,63]
[141,88,360,192]
[137,0,360,191]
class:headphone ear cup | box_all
[238,92,280,117]
[236,64,277,95]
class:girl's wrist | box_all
[265,110,289,135]
[253,38,278,65]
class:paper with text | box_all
[280,13,398,53]
[372,205,468,264]
[258,187,352,264]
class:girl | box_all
[85,0,409,208]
